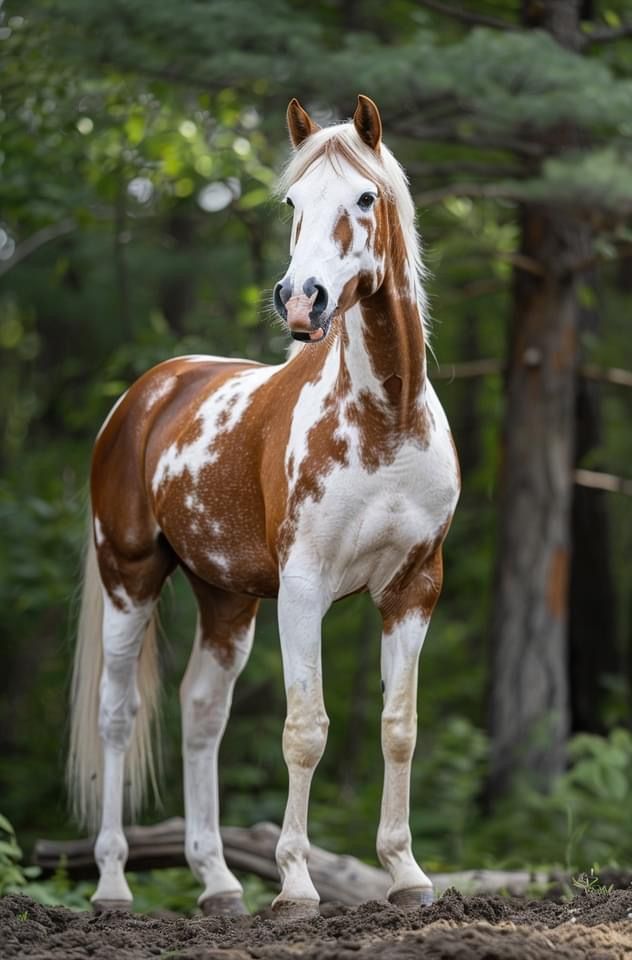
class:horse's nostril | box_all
[312,284,328,319]
[303,278,328,319]
[274,279,292,318]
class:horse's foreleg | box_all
[181,582,258,915]
[376,550,443,908]
[92,593,154,910]
[273,573,330,919]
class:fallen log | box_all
[34,819,551,903]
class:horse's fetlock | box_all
[377,824,412,866]
[95,829,128,867]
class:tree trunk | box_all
[487,0,592,799]
[488,206,587,795]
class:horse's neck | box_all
[340,276,426,420]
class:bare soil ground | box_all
[3,889,632,959]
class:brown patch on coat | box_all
[185,569,259,668]
[294,214,303,246]
[383,373,402,404]
[379,536,447,633]
[333,210,353,258]
[547,546,568,620]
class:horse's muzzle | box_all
[275,276,330,343]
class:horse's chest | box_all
[283,426,459,601]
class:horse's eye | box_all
[285,197,294,208]
[358,192,376,211]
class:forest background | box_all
[1,0,632,905]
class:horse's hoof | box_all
[200,893,249,916]
[389,887,434,909]
[91,899,133,913]
[272,898,319,920]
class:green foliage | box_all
[0,814,40,895]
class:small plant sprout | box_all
[572,867,614,896]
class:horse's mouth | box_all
[290,317,331,343]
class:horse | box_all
[67,95,460,919]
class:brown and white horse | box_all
[68,96,460,918]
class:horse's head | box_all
[274,96,391,343]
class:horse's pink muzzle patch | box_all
[286,293,325,342]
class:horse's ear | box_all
[353,95,382,151]
[287,99,320,149]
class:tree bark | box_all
[488,0,598,798]
[489,206,587,795]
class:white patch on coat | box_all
[152,364,281,493]
[181,354,255,365]
[207,551,230,572]
[145,375,176,413]
[94,516,106,546]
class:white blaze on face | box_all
[284,155,382,313]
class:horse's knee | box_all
[381,712,417,764]
[282,707,329,769]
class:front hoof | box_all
[389,887,434,909]
[91,899,133,914]
[200,893,248,916]
[272,898,319,920]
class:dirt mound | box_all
[3,889,632,959]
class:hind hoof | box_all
[91,899,133,913]
[200,893,249,916]
[389,887,434,909]
[272,898,319,920]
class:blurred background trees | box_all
[1,0,631,872]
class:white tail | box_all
[67,527,162,830]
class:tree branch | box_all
[416,0,518,31]
[432,359,632,389]
[0,218,76,278]
[582,21,632,46]
[408,161,523,180]
[397,123,545,157]
[574,469,632,497]
[415,181,524,206]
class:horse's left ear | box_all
[287,98,321,149]
[353,95,382,151]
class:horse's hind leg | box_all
[181,575,258,914]
[91,539,173,911]
[92,591,153,909]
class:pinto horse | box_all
[68,96,460,918]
